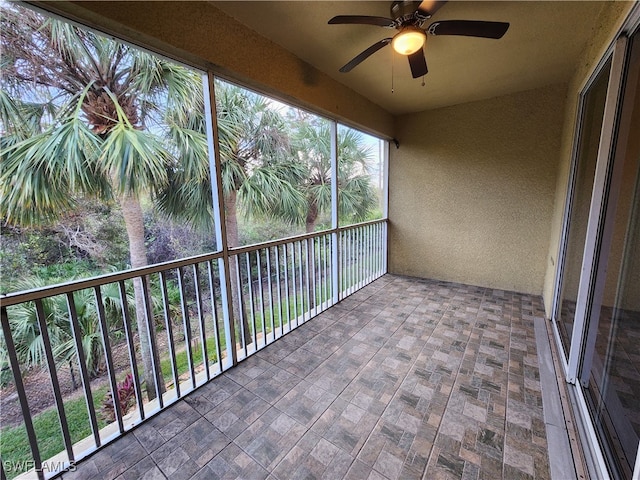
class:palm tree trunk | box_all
[119,193,165,401]
[305,200,318,233]
[224,190,252,349]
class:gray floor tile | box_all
[63,275,561,480]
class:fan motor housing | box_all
[390,1,422,23]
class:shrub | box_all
[100,373,136,423]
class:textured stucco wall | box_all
[541,1,635,315]
[389,84,567,294]
[40,1,394,139]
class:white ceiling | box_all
[213,1,608,115]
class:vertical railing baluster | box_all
[177,267,196,390]
[375,223,379,277]
[192,263,210,383]
[297,240,305,322]
[275,246,283,338]
[206,260,223,374]
[304,239,311,321]
[322,235,331,308]
[1,307,44,480]
[234,255,247,357]
[256,250,266,348]
[379,222,384,276]
[345,230,350,295]
[354,227,362,290]
[66,293,101,448]
[337,233,341,296]
[370,224,375,279]
[354,228,359,292]
[355,228,360,290]
[283,244,291,332]
[290,242,298,327]
[383,222,387,274]
[159,272,180,398]
[383,221,388,274]
[380,222,384,276]
[369,224,374,279]
[354,228,358,291]
[360,226,365,288]
[311,238,318,317]
[343,230,347,295]
[375,223,380,277]
[266,247,275,343]
[118,281,145,420]
[377,223,382,277]
[345,230,353,296]
[361,227,365,285]
[33,299,74,460]
[363,226,369,284]
[320,235,325,308]
[93,286,124,433]
[246,252,257,349]
[140,275,164,408]
[353,228,358,290]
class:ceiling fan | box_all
[328,0,509,78]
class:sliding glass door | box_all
[553,58,611,361]
[579,32,640,478]
[553,20,640,478]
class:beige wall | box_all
[388,84,566,294]
[40,1,394,139]
[541,1,635,315]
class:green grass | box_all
[244,276,334,339]
[0,385,109,479]
[158,335,221,383]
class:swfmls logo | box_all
[2,460,77,474]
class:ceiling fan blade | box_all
[328,15,395,27]
[407,49,428,78]
[416,1,447,18]
[339,38,392,73]
[427,20,509,39]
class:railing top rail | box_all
[227,218,387,256]
[337,218,387,232]
[0,250,224,307]
[0,218,387,307]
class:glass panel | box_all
[583,38,640,479]
[555,58,612,358]
[213,79,333,246]
[0,3,216,295]
[337,125,386,226]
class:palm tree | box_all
[291,118,378,232]
[214,81,306,247]
[211,81,306,341]
[1,4,210,400]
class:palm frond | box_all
[99,90,170,195]
[239,164,306,225]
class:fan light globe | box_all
[391,27,426,55]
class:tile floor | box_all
[62,274,553,480]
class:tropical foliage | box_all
[0,3,382,398]
[0,277,131,386]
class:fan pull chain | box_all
[422,75,425,87]
[391,50,394,93]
